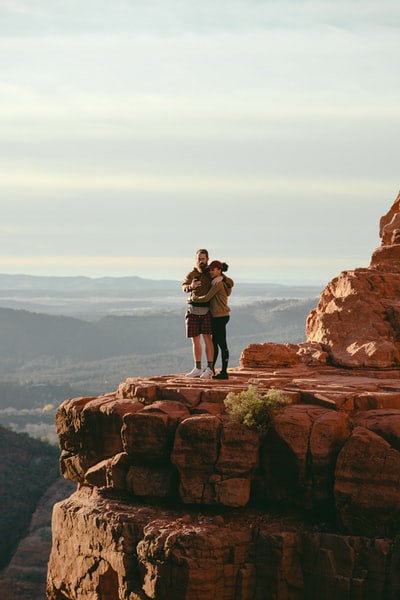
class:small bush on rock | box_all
[224,385,291,437]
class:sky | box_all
[0,0,399,284]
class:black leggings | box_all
[211,315,230,370]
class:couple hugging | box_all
[182,248,233,380]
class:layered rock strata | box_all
[47,194,400,599]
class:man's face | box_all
[196,252,208,270]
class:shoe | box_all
[186,367,203,377]
[212,372,229,380]
[200,367,214,379]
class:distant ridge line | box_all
[0,274,324,291]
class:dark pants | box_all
[211,315,230,372]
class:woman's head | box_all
[208,260,228,275]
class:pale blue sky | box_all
[0,0,399,283]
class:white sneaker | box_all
[200,367,214,379]
[186,367,203,377]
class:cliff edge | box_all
[47,192,400,600]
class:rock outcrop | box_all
[47,193,400,600]
[306,191,400,367]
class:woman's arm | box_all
[223,276,234,297]
[190,281,222,303]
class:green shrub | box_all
[224,385,291,437]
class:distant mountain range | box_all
[0,274,179,291]
[0,274,324,294]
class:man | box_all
[182,248,215,378]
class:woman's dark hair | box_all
[221,262,228,272]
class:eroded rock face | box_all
[306,191,400,368]
[47,487,400,600]
[335,425,400,536]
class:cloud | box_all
[1,1,400,36]
[0,22,399,167]
[0,0,46,18]
[0,168,396,198]
[0,15,399,102]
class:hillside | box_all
[0,297,315,368]
[0,425,60,571]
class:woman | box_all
[189,260,233,379]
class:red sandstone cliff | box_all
[306,191,400,367]
[47,192,400,600]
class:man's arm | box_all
[182,271,195,293]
